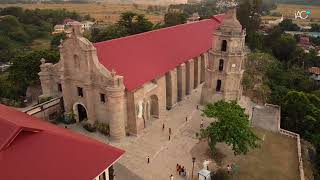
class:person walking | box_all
[169,128,172,135]
[162,123,165,131]
[147,156,150,164]
[170,174,174,180]
[185,116,188,122]
[227,164,231,174]
[176,164,180,174]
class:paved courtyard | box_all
[65,86,215,180]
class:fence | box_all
[279,129,305,180]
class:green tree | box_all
[279,19,300,31]
[51,33,67,49]
[164,11,188,27]
[8,49,59,97]
[271,34,297,62]
[201,101,260,156]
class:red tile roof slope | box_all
[308,67,320,75]
[0,104,124,180]
[94,14,224,91]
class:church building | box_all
[38,7,246,140]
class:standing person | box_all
[186,116,188,122]
[147,156,150,164]
[178,165,181,175]
[181,166,185,176]
[162,123,165,131]
[200,119,204,128]
[176,164,180,174]
[227,164,231,174]
[170,174,174,180]
[169,135,171,141]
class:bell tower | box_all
[201,7,246,104]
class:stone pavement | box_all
[64,86,215,180]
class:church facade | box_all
[39,8,245,140]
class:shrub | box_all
[82,122,96,132]
[39,96,53,104]
[95,121,110,136]
[63,113,76,124]
[212,169,230,180]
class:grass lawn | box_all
[192,128,300,180]
[30,39,51,50]
[228,128,300,180]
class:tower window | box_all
[77,87,83,97]
[216,80,222,92]
[100,93,106,103]
[219,59,224,71]
[58,83,62,92]
[221,40,227,52]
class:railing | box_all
[279,129,305,180]
[22,96,63,116]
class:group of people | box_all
[176,164,186,176]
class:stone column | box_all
[177,63,186,101]
[84,85,96,123]
[107,75,126,140]
[171,68,178,107]
[200,54,206,83]
[186,59,194,95]
[194,57,201,88]
[166,68,178,109]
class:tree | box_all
[164,11,188,27]
[201,101,260,156]
[7,50,59,97]
[237,0,262,33]
[271,34,297,62]
[279,19,300,31]
[51,33,67,49]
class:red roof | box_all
[0,104,124,180]
[94,14,224,91]
[308,67,320,75]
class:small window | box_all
[100,93,106,103]
[77,87,83,97]
[58,83,62,92]
[221,40,227,52]
[216,80,222,92]
[219,59,224,71]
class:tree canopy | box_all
[201,101,260,156]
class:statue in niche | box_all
[137,100,144,118]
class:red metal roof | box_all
[94,14,224,91]
[0,104,124,180]
[308,67,320,75]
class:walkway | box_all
[66,86,214,180]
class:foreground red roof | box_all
[94,14,224,91]
[0,104,124,180]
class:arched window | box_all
[219,59,224,71]
[221,40,227,52]
[216,80,222,92]
[74,55,80,69]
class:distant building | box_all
[268,15,284,27]
[82,20,95,30]
[308,67,320,82]
[0,62,12,72]
[297,36,315,53]
[0,104,124,180]
[187,13,200,23]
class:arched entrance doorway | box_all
[150,95,159,118]
[73,103,88,122]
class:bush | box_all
[39,96,52,104]
[82,122,96,132]
[212,169,230,180]
[95,121,110,136]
